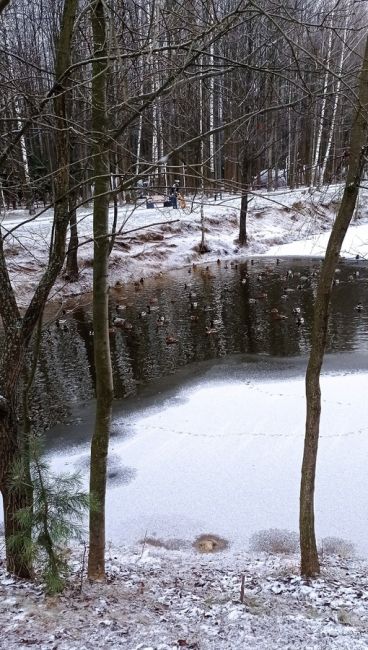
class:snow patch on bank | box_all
[3,183,368,308]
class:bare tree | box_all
[87,0,113,581]
[300,32,368,578]
[0,0,77,576]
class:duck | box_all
[296,316,305,326]
[205,320,217,335]
[292,307,301,315]
[354,302,364,312]
[156,315,166,327]
[270,308,288,320]
[166,335,178,344]
[113,317,133,331]
[190,301,198,310]
[56,320,69,333]
[113,317,125,328]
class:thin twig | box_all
[240,574,245,603]
[79,541,87,594]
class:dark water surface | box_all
[33,256,368,437]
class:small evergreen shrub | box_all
[9,437,91,594]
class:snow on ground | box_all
[3,183,368,308]
[2,542,368,650]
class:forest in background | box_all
[0,0,366,215]
[1,0,368,587]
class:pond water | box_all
[30,257,368,553]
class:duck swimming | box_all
[166,335,178,344]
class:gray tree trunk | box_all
[300,34,368,577]
[0,0,77,577]
[88,0,114,582]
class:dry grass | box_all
[319,536,355,559]
[193,533,229,553]
[249,528,299,555]
[140,537,191,551]
[136,231,164,242]
[4,245,20,257]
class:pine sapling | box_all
[9,436,91,594]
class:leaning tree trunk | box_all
[300,33,368,578]
[88,0,114,581]
[0,0,77,577]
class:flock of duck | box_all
[53,257,365,340]
[99,258,365,344]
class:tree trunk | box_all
[238,192,248,246]
[300,33,368,577]
[88,0,114,582]
[310,23,333,189]
[238,152,249,246]
[0,395,32,577]
[65,192,79,281]
[0,0,77,577]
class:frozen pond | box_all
[48,353,368,554]
[32,255,368,555]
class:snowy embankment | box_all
[2,543,368,650]
[3,183,368,308]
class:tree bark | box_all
[238,152,249,246]
[300,33,368,577]
[65,191,79,281]
[0,0,77,576]
[88,0,114,582]
[238,192,248,246]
